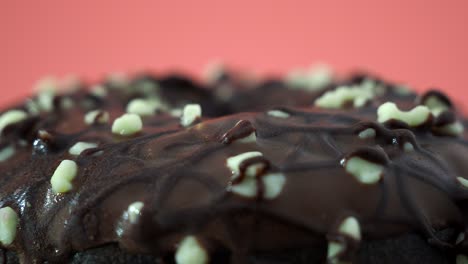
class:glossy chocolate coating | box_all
[0,72,467,264]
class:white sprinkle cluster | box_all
[0,110,28,134]
[267,110,290,118]
[315,83,376,109]
[126,98,164,116]
[344,157,384,185]
[377,102,431,127]
[112,114,143,136]
[0,206,19,246]
[127,201,144,224]
[226,152,286,199]
[50,160,78,194]
[84,110,110,125]
[285,64,333,90]
[69,142,98,156]
[181,104,202,127]
[175,236,209,264]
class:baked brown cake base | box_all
[0,230,456,263]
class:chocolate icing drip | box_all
[0,72,467,263]
[420,89,454,109]
[434,110,457,126]
[220,120,256,144]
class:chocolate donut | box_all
[0,69,467,264]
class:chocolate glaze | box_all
[220,120,256,145]
[0,73,468,263]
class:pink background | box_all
[1,0,467,107]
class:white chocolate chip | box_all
[60,97,74,110]
[358,128,376,139]
[50,160,78,194]
[403,142,414,152]
[0,207,19,246]
[169,108,182,118]
[84,110,110,125]
[0,145,15,162]
[238,132,257,143]
[127,201,144,224]
[285,69,310,88]
[361,78,385,96]
[214,83,234,102]
[423,95,449,116]
[306,64,334,90]
[327,241,345,262]
[345,157,383,185]
[126,98,162,116]
[226,152,285,199]
[0,110,28,134]
[34,76,57,92]
[175,236,209,264]
[135,81,160,96]
[261,173,286,199]
[285,64,333,90]
[230,178,258,198]
[267,110,290,118]
[107,73,129,88]
[180,104,202,127]
[457,177,468,188]
[457,255,468,264]
[28,77,58,113]
[112,113,143,136]
[394,85,413,95]
[37,87,56,112]
[338,216,361,240]
[226,151,263,176]
[434,121,464,136]
[69,142,98,156]
[90,85,108,98]
[377,102,431,127]
[25,99,41,115]
[456,233,465,245]
[315,85,374,109]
